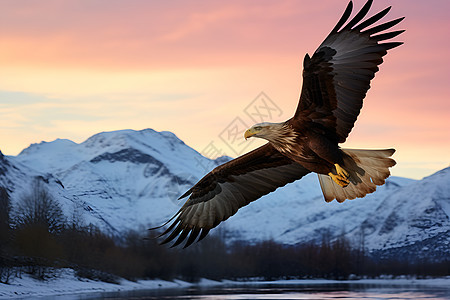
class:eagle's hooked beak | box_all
[244,128,257,140]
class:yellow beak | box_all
[244,128,256,140]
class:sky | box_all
[0,0,449,180]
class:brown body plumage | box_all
[152,0,404,248]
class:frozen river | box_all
[2,270,449,300]
[37,281,450,300]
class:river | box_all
[43,281,450,300]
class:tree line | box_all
[1,180,448,284]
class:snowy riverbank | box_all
[0,268,193,299]
[1,268,450,299]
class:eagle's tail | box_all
[318,148,396,203]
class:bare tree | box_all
[0,187,13,283]
[12,179,65,233]
[10,180,66,279]
[0,186,11,240]
[68,202,85,231]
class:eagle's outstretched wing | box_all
[294,0,404,143]
[153,144,309,248]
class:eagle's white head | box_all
[244,122,281,140]
[244,122,296,146]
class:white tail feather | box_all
[318,148,396,203]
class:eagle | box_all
[153,0,404,248]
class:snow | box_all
[10,128,212,234]
[0,269,191,299]
[2,129,449,299]
[1,270,449,300]
[354,167,450,251]
[3,128,450,254]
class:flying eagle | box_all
[154,0,404,248]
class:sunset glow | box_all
[0,0,449,179]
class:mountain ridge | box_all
[2,128,449,260]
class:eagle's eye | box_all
[254,126,262,131]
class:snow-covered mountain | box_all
[2,128,449,260]
[9,129,217,234]
[0,150,69,213]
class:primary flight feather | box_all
[153,0,404,248]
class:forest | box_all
[1,181,449,284]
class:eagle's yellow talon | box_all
[328,172,350,187]
[334,163,349,179]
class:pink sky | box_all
[0,0,449,179]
